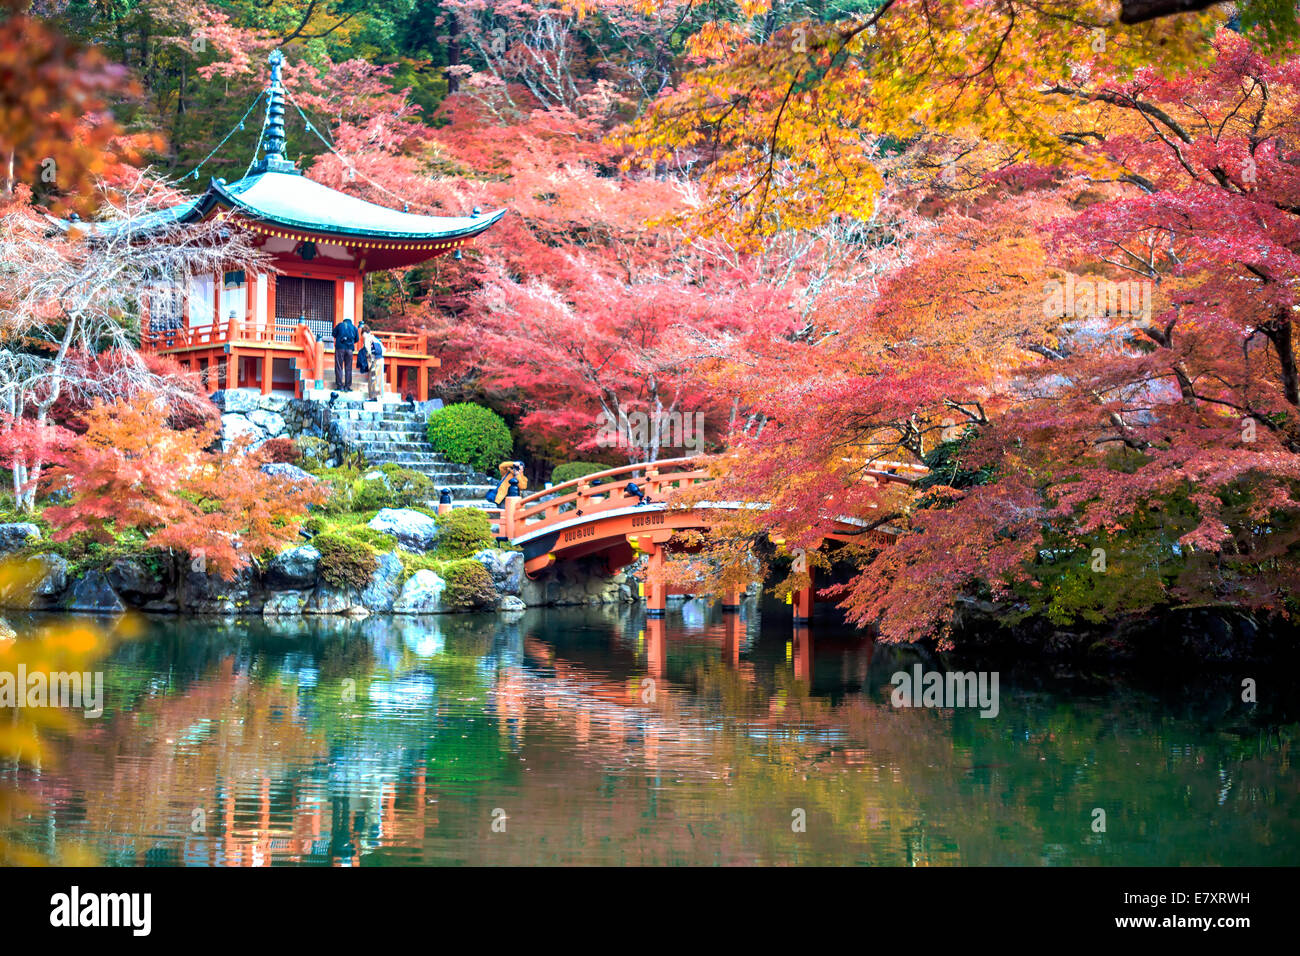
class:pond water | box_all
[2,600,1296,865]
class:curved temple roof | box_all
[50,50,504,251]
[53,173,504,245]
[215,172,504,241]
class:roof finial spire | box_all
[254,49,298,175]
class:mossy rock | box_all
[441,558,497,610]
[313,531,379,591]
[434,508,497,559]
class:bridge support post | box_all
[645,617,666,677]
[723,611,742,666]
[792,573,813,626]
[644,546,666,618]
[721,587,742,612]
[793,625,812,683]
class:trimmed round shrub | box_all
[441,558,497,610]
[425,403,512,475]
[258,437,301,464]
[550,461,608,485]
[313,531,379,590]
[434,508,497,559]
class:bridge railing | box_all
[501,457,712,540]
[497,455,930,542]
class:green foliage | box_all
[310,465,365,513]
[25,525,154,578]
[434,508,497,559]
[440,558,497,610]
[296,436,332,470]
[352,476,395,512]
[379,464,436,507]
[919,429,995,491]
[425,403,512,474]
[313,531,380,591]
[550,461,608,485]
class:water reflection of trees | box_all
[15,608,1299,865]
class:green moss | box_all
[379,464,436,506]
[434,508,497,559]
[313,531,380,591]
[425,403,513,474]
[440,558,497,610]
[352,476,395,512]
[296,436,332,470]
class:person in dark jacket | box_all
[332,317,358,390]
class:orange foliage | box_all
[41,395,326,579]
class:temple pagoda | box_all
[58,50,503,402]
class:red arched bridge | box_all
[438,456,926,625]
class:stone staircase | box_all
[322,393,499,507]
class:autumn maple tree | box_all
[40,394,325,579]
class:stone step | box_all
[355,441,444,454]
[360,448,477,464]
[342,428,428,441]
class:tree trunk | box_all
[1266,317,1300,407]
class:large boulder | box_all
[248,408,286,437]
[360,551,403,612]
[368,508,440,553]
[180,564,262,615]
[497,595,526,613]
[32,554,69,598]
[392,569,446,614]
[263,590,309,615]
[221,413,264,451]
[521,555,621,607]
[0,553,68,609]
[473,548,524,596]
[266,545,320,589]
[305,585,362,615]
[107,555,174,609]
[259,462,317,484]
[65,570,125,614]
[211,389,259,414]
[0,522,40,555]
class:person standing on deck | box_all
[360,325,384,400]
[333,316,358,391]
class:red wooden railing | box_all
[142,321,432,358]
[494,456,929,543]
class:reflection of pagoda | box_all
[57,50,503,402]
